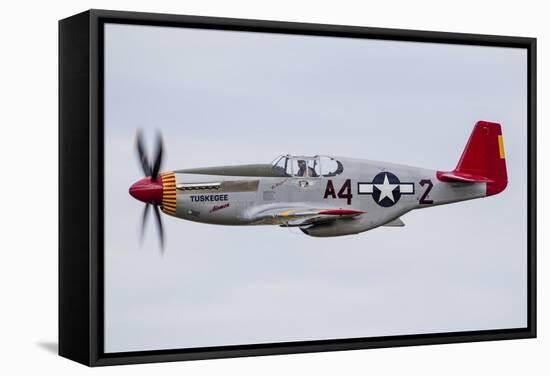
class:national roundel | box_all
[371,172,402,207]
[358,171,415,207]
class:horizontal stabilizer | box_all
[436,171,493,183]
[383,218,405,227]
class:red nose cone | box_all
[129,177,163,204]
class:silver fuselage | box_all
[160,157,485,237]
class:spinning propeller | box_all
[129,130,166,252]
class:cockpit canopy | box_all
[271,155,344,178]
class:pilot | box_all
[296,160,317,177]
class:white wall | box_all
[0,0,546,374]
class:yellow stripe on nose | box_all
[498,135,505,159]
[160,172,177,215]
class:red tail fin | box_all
[437,121,508,196]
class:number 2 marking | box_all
[419,179,434,205]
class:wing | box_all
[252,207,365,227]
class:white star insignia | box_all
[375,173,398,202]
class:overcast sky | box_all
[103,23,527,353]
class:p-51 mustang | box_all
[129,121,507,248]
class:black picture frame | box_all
[59,9,537,367]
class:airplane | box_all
[129,121,507,249]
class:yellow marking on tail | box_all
[498,135,505,159]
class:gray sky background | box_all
[103,23,527,353]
